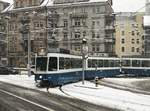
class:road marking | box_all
[0,89,54,111]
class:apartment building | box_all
[115,12,144,57]
[144,0,150,57]
[0,1,10,65]
[3,0,115,67]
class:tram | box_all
[34,53,120,86]
[121,58,150,76]
[34,52,150,86]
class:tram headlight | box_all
[39,75,42,79]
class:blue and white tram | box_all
[34,53,120,86]
[121,58,150,76]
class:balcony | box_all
[104,38,115,43]
[70,13,88,19]
[105,25,115,31]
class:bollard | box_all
[95,76,99,87]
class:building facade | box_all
[115,12,144,57]
[144,0,150,57]
[0,1,10,65]
[4,0,115,67]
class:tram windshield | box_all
[36,57,47,71]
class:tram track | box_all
[0,88,53,111]
[0,81,117,111]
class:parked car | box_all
[9,67,19,74]
[0,66,19,75]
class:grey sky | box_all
[4,0,146,12]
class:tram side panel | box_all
[121,58,150,77]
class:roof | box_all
[144,16,150,26]
[0,0,10,4]
[41,0,109,6]
[2,0,110,12]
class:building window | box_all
[82,19,86,26]
[97,21,100,26]
[121,31,125,36]
[136,48,139,52]
[131,31,135,36]
[16,2,18,7]
[75,20,80,26]
[74,45,80,51]
[40,22,44,28]
[83,31,86,37]
[121,38,125,44]
[64,20,68,27]
[92,45,96,51]
[122,47,125,52]
[75,32,80,39]
[29,0,32,6]
[97,33,100,38]
[92,45,100,52]
[96,7,100,13]
[92,32,95,38]
[96,46,100,52]
[63,32,68,39]
[40,33,44,36]
[131,39,135,44]
[92,21,95,27]
[132,47,135,52]
[20,1,23,7]
[92,7,95,13]
[136,39,139,44]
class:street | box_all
[0,81,118,111]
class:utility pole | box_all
[82,38,88,85]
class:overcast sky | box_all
[4,0,146,12]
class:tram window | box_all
[98,60,103,67]
[59,57,64,70]
[75,59,82,68]
[36,57,47,71]
[64,58,70,69]
[76,59,82,68]
[103,60,109,67]
[88,59,92,68]
[109,60,115,67]
[70,58,74,68]
[142,60,150,67]
[122,60,130,67]
[48,57,57,71]
[132,60,140,67]
[115,60,120,67]
[92,59,98,68]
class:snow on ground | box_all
[103,78,150,87]
[62,81,150,111]
[0,75,67,97]
[1,75,150,111]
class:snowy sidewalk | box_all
[62,81,150,111]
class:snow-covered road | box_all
[0,75,150,111]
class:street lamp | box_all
[82,38,88,85]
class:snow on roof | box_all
[2,0,109,13]
[0,0,10,4]
[1,3,13,13]
[144,16,150,26]
[41,0,108,6]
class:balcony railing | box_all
[70,13,88,18]
[105,25,115,31]
[104,38,115,43]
